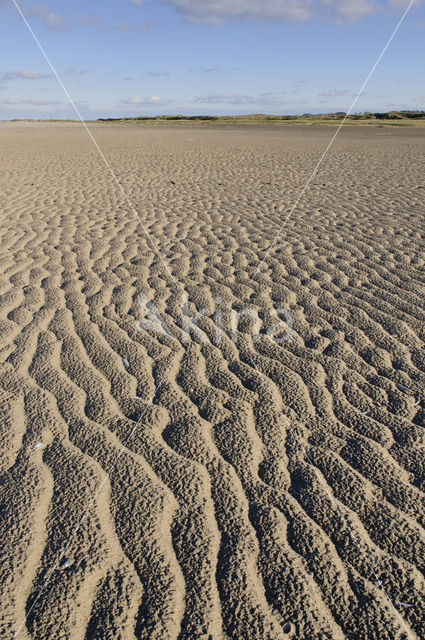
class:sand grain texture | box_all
[0,122,424,639]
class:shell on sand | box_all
[395,382,415,396]
[60,557,74,570]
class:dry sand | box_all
[0,121,424,640]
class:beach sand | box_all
[0,121,424,639]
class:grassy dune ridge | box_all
[6,110,425,126]
[96,110,425,126]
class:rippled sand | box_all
[1,121,424,640]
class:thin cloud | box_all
[161,0,313,24]
[158,0,422,24]
[105,20,155,30]
[319,89,350,97]
[0,98,62,106]
[189,66,220,73]
[322,0,378,22]
[194,92,287,106]
[27,4,66,30]
[77,15,100,27]
[64,68,89,76]
[0,69,52,83]
[120,96,173,105]
[21,5,99,29]
[147,70,171,77]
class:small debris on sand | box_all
[394,600,414,608]
[33,442,44,450]
[282,621,291,633]
[122,358,130,369]
[396,382,414,396]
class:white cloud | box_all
[320,89,350,97]
[119,96,173,105]
[194,92,287,105]
[156,0,422,24]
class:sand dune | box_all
[0,121,424,639]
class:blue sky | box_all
[0,0,424,119]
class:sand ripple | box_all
[0,122,424,639]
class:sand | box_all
[0,121,424,640]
